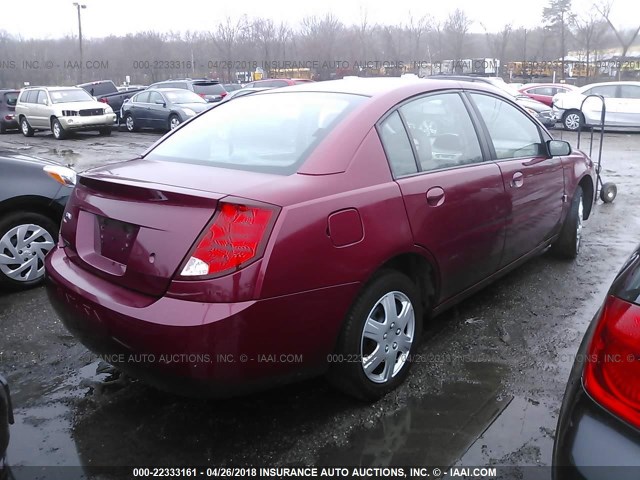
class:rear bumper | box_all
[45,246,357,397]
[553,382,640,480]
[60,114,116,130]
[0,375,12,462]
[0,117,18,129]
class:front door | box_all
[468,92,565,267]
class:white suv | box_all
[16,86,117,140]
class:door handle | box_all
[426,187,445,207]
[511,172,524,188]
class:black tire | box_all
[551,185,584,259]
[327,270,424,401]
[124,114,138,132]
[20,117,34,137]
[99,127,112,136]
[562,110,584,132]
[51,118,66,140]
[600,182,617,203]
[168,114,181,131]
[0,211,58,290]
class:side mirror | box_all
[547,140,571,157]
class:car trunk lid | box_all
[60,174,224,297]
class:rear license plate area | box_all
[96,216,138,264]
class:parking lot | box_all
[1,126,639,476]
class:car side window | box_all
[400,93,483,171]
[590,85,618,98]
[470,93,543,160]
[135,92,150,103]
[36,91,48,105]
[378,111,418,178]
[22,91,34,103]
[531,87,554,96]
[148,92,163,104]
[619,85,640,99]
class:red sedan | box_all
[45,78,596,400]
[519,83,577,107]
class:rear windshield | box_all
[4,92,18,106]
[50,89,93,103]
[192,83,225,95]
[146,92,365,175]
[615,251,640,306]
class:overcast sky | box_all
[4,0,639,39]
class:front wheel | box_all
[327,270,423,401]
[168,114,181,131]
[0,212,57,290]
[562,110,584,132]
[551,185,584,259]
[51,118,66,140]
[124,114,138,132]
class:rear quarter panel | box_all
[256,128,415,299]
[562,150,596,218]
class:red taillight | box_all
[99,98,108,103]
[220,92,227,98]
[198,93,207,98]
[179,202,276,278]
[584,295,640,428]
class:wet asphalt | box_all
[0,125,639,478]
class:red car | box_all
[519,83,577,107]
[243,78,314,88]
[45,78,596,400]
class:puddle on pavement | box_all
[316,361,511,466]
[46,148,80,166]
[5,362,108,476]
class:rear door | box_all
[468,92,565,267]
[129,91,150,126]
[32,90,50,128]
[379,92,508,301]
[616,84,640,127]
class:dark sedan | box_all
[46,78,595,400]
[121,88,211,132]
[0,375,12,472]
[0,91,19,134]
[554,245,640,479]
[0,152,74,289]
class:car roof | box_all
[22,86,82,91]
[152,88,194,94]
[259,76,497,98]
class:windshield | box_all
[4,92,18,106]
[49,89,93,103]
[146,92,366,175]
[164,90,206,104]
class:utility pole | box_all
[73,3,86,83]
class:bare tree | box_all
[211,16,248,81]
[481,23,512,76]
[596,1,640,80]
[543,0,575,80]
[406,13,431,63]
[572,8,607,80]
[444,9,472,64]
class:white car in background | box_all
[15,86,117,140]
[552,81,640,131]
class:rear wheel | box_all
[51,118,66,140]
[0,212,57,290]
[20,117,34,137]
[327,270,423,401]
[562,110,584,131]
[552,185,584,259]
